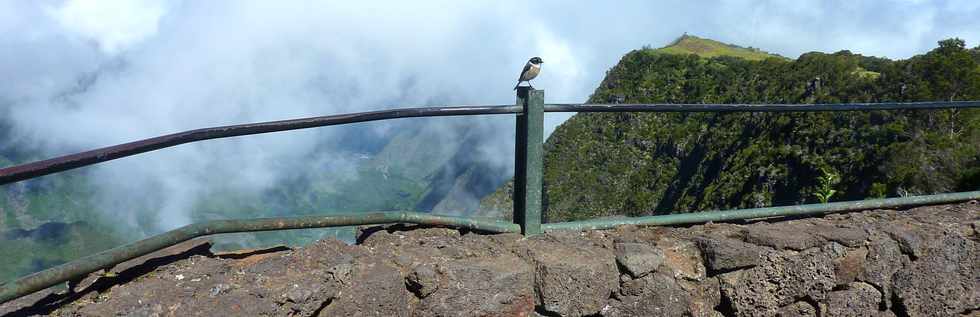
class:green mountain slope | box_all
[0,221,123,283]
[480,38,980,222]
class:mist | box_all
[2,0,979,237]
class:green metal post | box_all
[514,88,544,235]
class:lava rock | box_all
[694,236,765,274]
[718,247,836,316]
[317,256,413,316]
[775,301,817,317]
[743,223,827,251]
[526,236,618,316]
[614,242,665,278]
[891,232,979,316]
[415,255,534,316]
[821,282,882,317]
[604,273,693,317]
[832,247,868,286]
[858,233,909,309]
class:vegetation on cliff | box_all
[482,36,980,222]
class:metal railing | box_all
[1,88,979,304]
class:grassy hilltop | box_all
[480,36,980,222]
[654,34,786,61]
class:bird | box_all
[514,57,544,90]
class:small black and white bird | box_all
[514,57,544,90]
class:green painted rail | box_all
[543,190,980,232]
[1,89,979,305]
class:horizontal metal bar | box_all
[0,105,520,185]
[544,101,980,112]
[0,212,520,304]
[542,190,980,232]
[5,100,979,186]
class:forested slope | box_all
[481,37,980,222]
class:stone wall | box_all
[2,202,978,316]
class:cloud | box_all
[1,0,977,234]
[46,0,170,55]
[0,1,102,103]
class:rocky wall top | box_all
[2,202,978,316]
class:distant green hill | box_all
[480,38,980,222]
[0,221,123,283]
[654,34,785,61]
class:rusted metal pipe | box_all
[544,100,980,112]
[0,212,519,304]
[542,190,980,232]
[0,105,521,185]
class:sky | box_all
[1,0,978,232]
